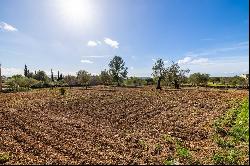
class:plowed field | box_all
[0,87,248,164]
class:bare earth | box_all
[0,87,248,164]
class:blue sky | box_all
[0,0,249,77]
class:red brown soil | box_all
[0,87,248,164]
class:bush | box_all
[31,81,44,89]
[59,88,66,95]
[0,153,10,164]
[6,75,38,91]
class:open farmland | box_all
[0,87,248,165]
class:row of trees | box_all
[152,59,190,89]
[2,56,249,91]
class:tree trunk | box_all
[156,77,162,90]
[117,78,120,87]
[174,80,179,89]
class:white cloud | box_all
[0,22,18,32]
[87,40,98,47]
[178,56,249,76]
[1,67,23,76]
[190,58,209,65]
[178,57,209,65]
[80,59,94,64]
[82,55,105,58]
[104,38,119,48]
[164,60,169,64]
[178,57,192,65]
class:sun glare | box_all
[58,0,95,26]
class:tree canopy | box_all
[164,62,190,89]
[109,56,128,86]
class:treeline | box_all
[1,56,249,92]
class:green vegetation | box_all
[0,153,10,164]
[163,158,177,165]
[176,145,190,158]
[77,70,91,89]
[59,88,66,95]
[189,72,210,86]
[152,60,190,89]
[164,62,190,89]
[108,56,128,86]
[100,69,113,86]
[124,77,147,87]
[138,139,147,150]
[163,134,174,143]
[162,134,195,165]
[212,98,249,165]
[1,57,248,92]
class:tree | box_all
[51,69,54,82]
[209,77,220,84]
[165,62,190,89]
[60,74,63,80]
[22,77,38,89]
[77,70,91,89]
[109,56,128,86]
[152,59,165,89]
[33,70,48,81]
[125,77,147,87]
[145,77,155,85]
[229,76,247,87]
[24,64,28,77]
[27,72,34,78]
[100,70,112,85]
[6,75,38,91]
[89,75,101,86]
[64,75,77,88]
[57,71,60,81]
[189,73,210,86]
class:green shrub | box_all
[0,153,10,164]
[59,88,66,95]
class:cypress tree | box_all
[60,73,63,80]
[51,69,54,82]
[24,64,28,77]
[57,71,60,81]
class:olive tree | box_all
[165,62,190,89]
[33,70,48,81]
[109,56,128,86]
[77,70,91,89]
[64,75,77,88]
[100,69,112,85]
[152,59,165,89]
[189,73,210,86]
